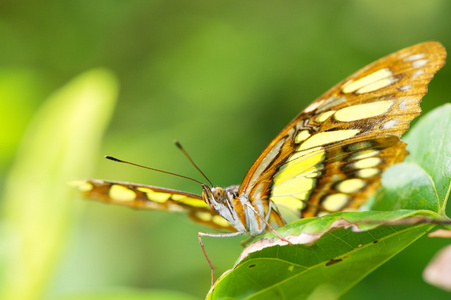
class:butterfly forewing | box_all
[71,179,235,231]
[239,41,446,221]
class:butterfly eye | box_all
[212,187,226,203]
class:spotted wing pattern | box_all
[238,41,446,221]
[71,179,235,231]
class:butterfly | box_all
[72,41,446,282]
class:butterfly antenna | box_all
[105,156,204,185]
[174,140,213,186]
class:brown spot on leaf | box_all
[326,258,343,266]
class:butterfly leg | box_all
[198,231,244,286]
[240,235,255,247]
[244,202,293,245]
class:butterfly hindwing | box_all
[71,179,235,231]
[239,41,446,220]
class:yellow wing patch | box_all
[298,129,360,150]
[334,100,393,122]
[341,68,396,94]
[321,194,350,211]
[110,184,136,202]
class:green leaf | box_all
[372,104,451,215]
[208,210,439,299]
[208,104,451,299]
[404,104,451,209]
[0,69,118,300]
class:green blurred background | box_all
[1,1,451,299]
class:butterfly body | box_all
[73,41,446,238]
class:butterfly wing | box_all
[71,179,236,231]
[239,41,446,221]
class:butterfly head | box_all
[202,185,227,210]
[201,184,246,233]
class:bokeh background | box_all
[1,1,451,299]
